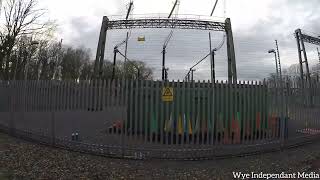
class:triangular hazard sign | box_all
[163,88,173,96]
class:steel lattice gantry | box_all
[300,33,320,46]
[94,16,237,83]
[107,18,226,31]
[295,29,320,106]
[295,29,320,87]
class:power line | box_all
[185,34,225,81]
[210,0,219,16]
[162,0,180,80]
[124,0,134,64]
[168,0,179,18]
[184,53,211,80]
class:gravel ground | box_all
[1,132,320,180]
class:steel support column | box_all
[162,47,166,81]
[225,18,237,83]
[295,28,317,106]
[295,30,304,87]
[212,51,216,83]
[112,48,118,80]
[295,29,312,88]
[94,16,109,79]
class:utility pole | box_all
[124,1,134,64]
[317,47,320,66]
[112,48,118,80]
[268,49,279,78]
[187,73,190,82]
[209,33,213,82]
[209,0,221,84]
[162,0,179,81]
[191,69,196,82]
[209,33,215,83]
[317,48,320,82]
[275,40,286,141]
[124,32,129,64]
[317,47,320,80]
[162,45,166,81]
[122,1,134,79]
[275,40,282,80]
[162,30,173,81]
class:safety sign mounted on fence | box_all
[162,87,174,102]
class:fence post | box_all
[196,81,201,146]
[129,79,133,140]
[51,109,56,145]
[174,80,179,146]
[21,80,26,132]
[285,78,290,140]
[51,80,56,145]
[9,81,15,136]
[279,77,285,149]
[121,78,125,157]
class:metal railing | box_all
[0,79,319,160]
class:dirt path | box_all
[1,132,320,179]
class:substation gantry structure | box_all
[93,16,238,83]
[295,29,320,106]
[295,29,320,88]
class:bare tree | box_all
[0,0,55,80]
[121,61,153,80]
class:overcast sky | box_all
[41,0,320,80]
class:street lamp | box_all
[268,49,279,77]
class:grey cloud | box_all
[96,0,129,17]
[70,17,93,36]
[65,0,319,81]
[67,17,101,55]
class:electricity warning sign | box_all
[162,87,174,102]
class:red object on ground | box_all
[256,112,261,129]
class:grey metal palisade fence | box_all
[0,78,320,160]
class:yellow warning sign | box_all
[138,36,145,42]
[162,87,174,102]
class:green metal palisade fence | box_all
[0,79,319,160]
